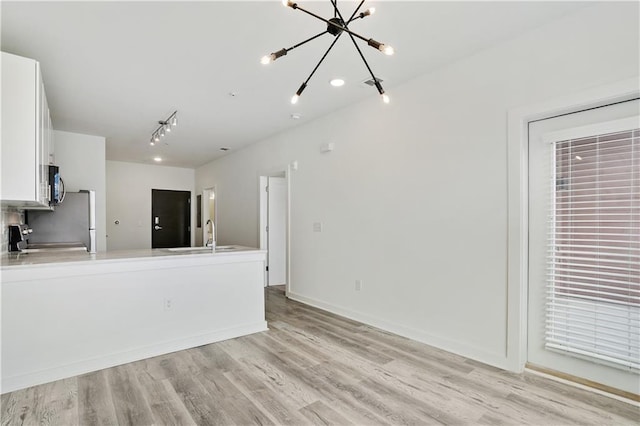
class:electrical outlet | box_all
[355,280,362,291]
[164,299,172,310]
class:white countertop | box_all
[1,245,264,268]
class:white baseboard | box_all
[1,321,268,394]
[287,292,507,370]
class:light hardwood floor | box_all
[2,286,638,425]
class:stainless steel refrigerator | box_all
[25,190,96,253]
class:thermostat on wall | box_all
[320,142,335,153]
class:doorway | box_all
[202,187,217,246]
[259,175,288,287]
[151,189,191,249]
[527,99,639,395]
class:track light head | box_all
[282,0,297,8]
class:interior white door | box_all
[528,99,639,394]
[267,177,286,286]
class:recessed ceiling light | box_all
[330,78,345,87]
[153,157,162,162]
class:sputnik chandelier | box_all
[150,111,178,146]
[262,0,394,104]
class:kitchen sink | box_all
[215,245,239,252]
[165,245,240,253]
[21,242,87,253]
[166,246,212,252]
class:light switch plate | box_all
[313,222,322,232]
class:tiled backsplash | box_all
[1,207,24,253]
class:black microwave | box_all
[48,165,65,206]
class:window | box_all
[546,127,639,369]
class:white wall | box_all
[106,161,195,250]
[196,2,639,370]
[53,130,107,252]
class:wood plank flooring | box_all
[2,286,638,425]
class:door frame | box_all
[259,167,292,293]
[505,77,639,372]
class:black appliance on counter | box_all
[8,224,31,252]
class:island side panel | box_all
[1,255,267,393]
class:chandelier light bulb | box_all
[165,123,171,132]
[362,7,375,17]
[382,93,390,104]
[160,128,166,137]
[150,141,155,146]
[368,38,392,55]
[171,116,177,126]
[154,134,160,142]
[282,0,295,8]
[261,55,272,65]
[291,94,300,104]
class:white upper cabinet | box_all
[1,52,53,207]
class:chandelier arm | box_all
[346,0,366,24]
[287,30,330,52]
[329,0,348,28]
[302,32,344,87]
[293,4,369,43]
[346,31,381,90]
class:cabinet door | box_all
[1,52,38,203]
[39,80,50,205]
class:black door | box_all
[151,189,191,249]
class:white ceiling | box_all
[1,1,589,168]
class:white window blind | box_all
[546,127,639,370]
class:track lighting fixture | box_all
[150,111,178,146]
[262,0,394,104]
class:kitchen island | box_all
[1,246,267,393]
